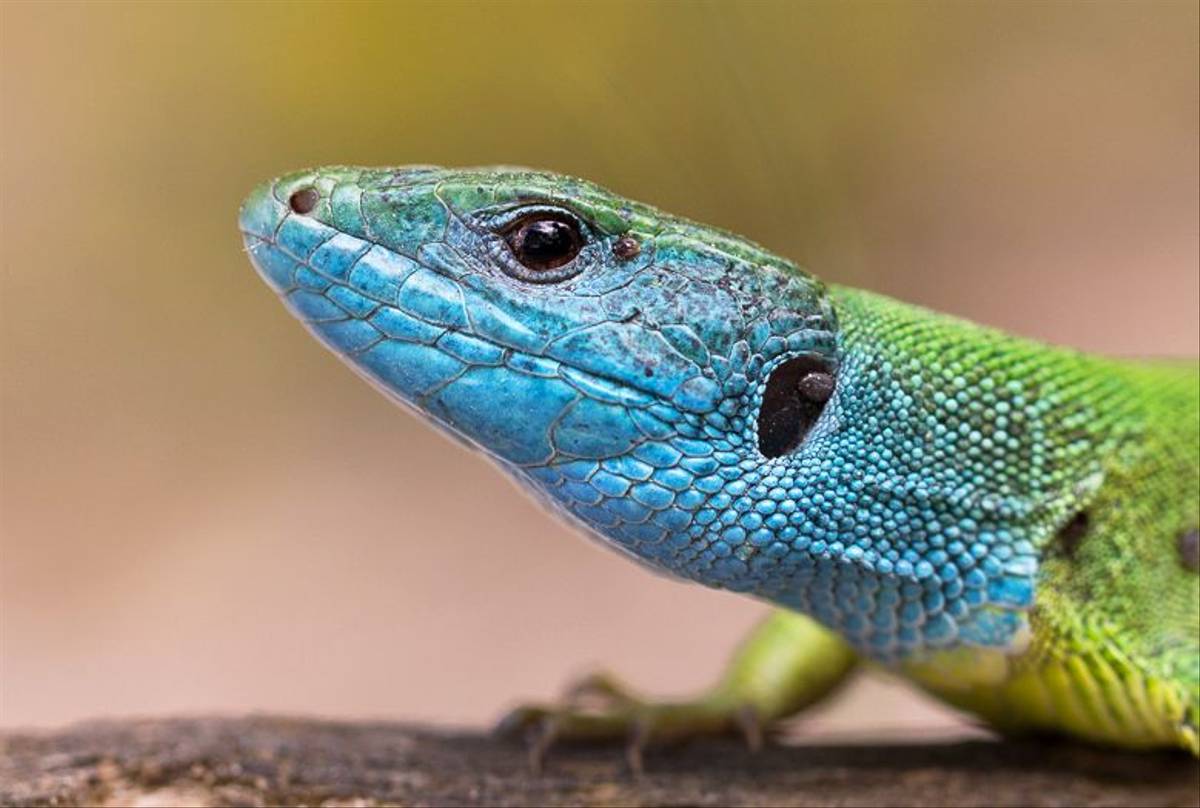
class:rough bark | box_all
[2,717,1197,807]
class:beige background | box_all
[2,1,1197,733]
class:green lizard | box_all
[240,166,1199,766]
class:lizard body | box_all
[240,166,1199,756]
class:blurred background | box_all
[2,1,1196,734]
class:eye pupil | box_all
[522,220,573,262]
[506,215,583,273]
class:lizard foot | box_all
[495,671,765,774]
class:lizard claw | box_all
[496,673,775,774]
[494,706,560,774]
[625,716,651,777]
[734,703,764,752]
[528,715,559,775]
[493,704,540,739]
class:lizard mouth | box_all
[241,226,708,469]
[245,218,841,468]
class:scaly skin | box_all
[240,166,1199,761]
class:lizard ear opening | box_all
[757,356,834,458]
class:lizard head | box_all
[240,166,839,588]
[241,166,1054,658]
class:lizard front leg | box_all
[497,609,858,772]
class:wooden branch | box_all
[2,717,1196,807]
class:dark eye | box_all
[502,214,585,280]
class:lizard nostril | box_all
[288,187,318,215]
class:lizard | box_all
[239,165,1199,767]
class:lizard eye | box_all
[501,213,585,282]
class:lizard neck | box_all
[524,285,1140,660]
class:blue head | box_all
[241,166,1039,659]
[240,166,838,564]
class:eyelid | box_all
[477,203,593,236]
